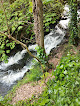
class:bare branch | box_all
[0,31,42,65]
[22,35,35,43]
[0,0,44,71]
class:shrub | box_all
[32,52,80,106]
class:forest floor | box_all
[10,40,80,105]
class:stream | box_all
[0,5,80,97]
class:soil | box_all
[11,44,64,105]
[11,42,80,105]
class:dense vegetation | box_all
[0,0,64,62]
[32,51,80,106]
[1,46,80,106]
[0,0,80,106]
[37,51,80,105]
[69,0,78,45]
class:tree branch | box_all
[0,0,44,72]
[0,31,42,65]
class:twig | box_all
[22,35,35,43]
[0,1,44,72]
[0,31,43,69]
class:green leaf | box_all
[6,50,10,53]
[29,2,33,13]
[60,64,64,69]
[46,29,49,32]
[46,18,52,22]
[40,99,50,105]
[45,23,49,27]
[18,26,23,30]
[51,20,56,24]
[75,81,79,85]
[64,70,67,75]
[6,43,10,47]
[0,50,4,54]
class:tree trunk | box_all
[32,0,44,48]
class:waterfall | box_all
[44,5,70,54]
[0,5,80,97]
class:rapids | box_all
[0,5,80,97]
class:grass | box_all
[0,63,43,106]
[0,43,80,106]
[9,44,80,106]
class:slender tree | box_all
[0,0,43,67]
[32,0,44,49]
[32,0,51,71]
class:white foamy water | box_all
[59,18,70,29]
[44,27,64,54]
[62,5,69,18]
[64,5,69,13]
[0,45,37,70]
[0,50,27,70]
[0,44,37,86]
[0,69,27,85]
[0,59,34,85]
[0,5,70,87]
[28,44,37,51]
[44,5,71,54]
[77,9,80,19]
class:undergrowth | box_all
[31,52,80,106]
[9,49,80,106]
[0,64,43,106]
[0,45,80,106]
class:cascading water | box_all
[0,45,37,96]
[0,5,80,97]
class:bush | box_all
[25,64,43,83]
[32,53,80,106]
[0,0,64,62]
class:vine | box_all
[69,0,78,45]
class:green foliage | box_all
[0,0,64,61]
[69,0,78,45]
[0,35,7,62]
[9,0,33,32]
[43,0,64,32]
[0,64,43,106]
[0,0,33,61]
[14,100,30,106]
[0,0,64,34]
[0,96,4,102]
[32,53,80,106]
[78,23,80,37]
[0,33,16,62]
[24,64,43,83]
[36,46,48,65]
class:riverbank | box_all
[1,41,80,106]
[0,2,80,105]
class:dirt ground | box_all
[11,42,80,105]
